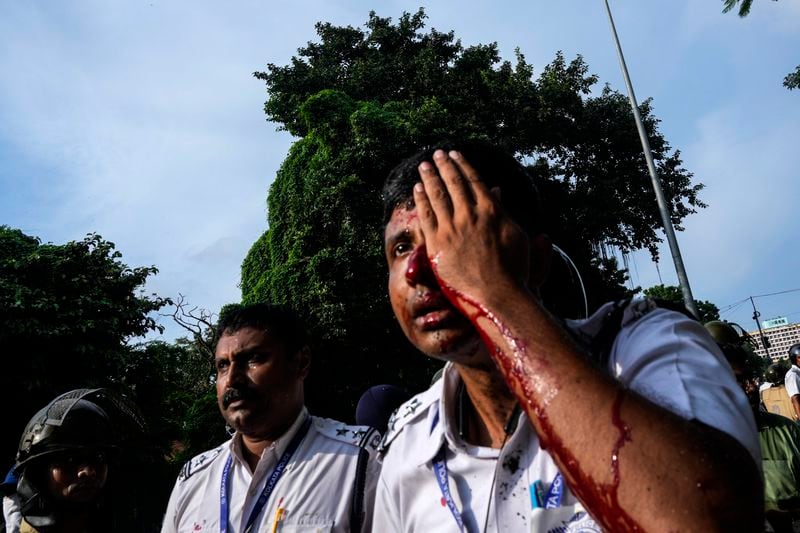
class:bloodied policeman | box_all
[161,303,380,533]
[373,141,762,531]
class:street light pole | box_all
[602,0,701,319]
[749,296,771,359]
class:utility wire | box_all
[751,288,800,299]
[719,300,749,317]
[720,289,800,312]
[719,298,750,313]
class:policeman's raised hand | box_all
[413,149,531,308]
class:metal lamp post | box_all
[603,0,701,319]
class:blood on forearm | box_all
[430,259,644,531]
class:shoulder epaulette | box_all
[313,417,381,452]
[177,442,226,482]
[378,385,439,454]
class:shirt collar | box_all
[229,407,309,467]
[414,363,467,466]
[415,364,533,466]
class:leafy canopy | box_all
[244,10,706,419]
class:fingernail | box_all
[414,182,424,193]
[419,161,433,172]
[433,149,446,160]
[449,150,461,160]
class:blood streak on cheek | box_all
[429,254,643,532]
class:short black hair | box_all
[381,139,542,237]
[217,303,310,357]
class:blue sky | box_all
[1,1,798,342]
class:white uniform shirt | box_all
[162,408,380,533]
[784,365,800,398]
[374,299,760,532]
[2,494,21,533]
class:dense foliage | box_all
[784,66,800,90]
[243,10,707,420]
[0,228,167,457]
[642,284,721,323]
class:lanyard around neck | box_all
[542,472,564,509]
[220,416,312,533]
[433,447,565,532]
[432,447,466,532]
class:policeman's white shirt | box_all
[373,298,761,532]
[785,365,800,398]
[161,408,380,533]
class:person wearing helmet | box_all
[765,363,786,388]
[785,344,800,420]
[5,392,116,533]
[706,321,800,532]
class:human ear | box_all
[295,346,311,380]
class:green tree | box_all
[118,339,221,462]
[244,10,706,420]
[784,66,800,90]
[642,284,721,323]
[0,227,169,467]
[723,0,758,17]
[156,294,230,464]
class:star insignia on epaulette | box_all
[336,428,349,436]
[353,429,366,439]
[403,397,422,417]
[386,413,399,433]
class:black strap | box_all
[589,298,631,367]
[350,446,370,532]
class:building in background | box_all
[748,317,800,362]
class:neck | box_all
[454,363,518,448]
[240,406,303,472]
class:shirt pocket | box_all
[276,516,334,533]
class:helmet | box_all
[16,391,113,470]
[704,321,742,346]
[789,344,800,364]
[765,363,786,385]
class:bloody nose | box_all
[406,245,437,287]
